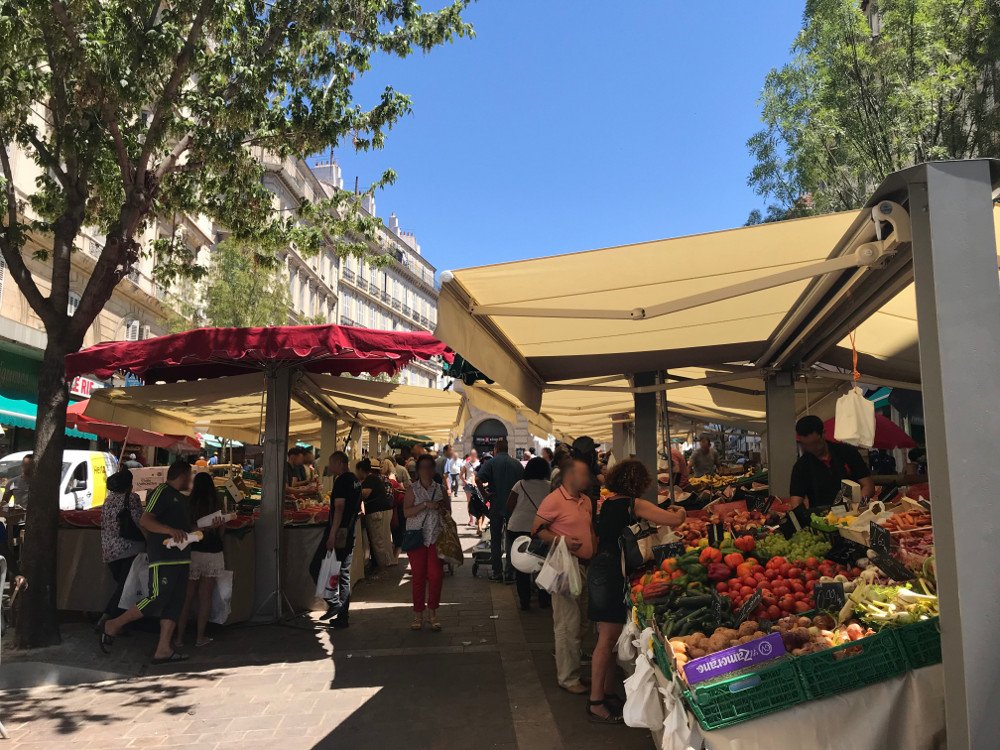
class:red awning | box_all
[66,401,202,453]
[823,414,917,451]
[65,324,453,383]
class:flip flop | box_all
[98,625,115,654]
[195,638,214,647]
[587,700,624,724]
[151,651,190,665]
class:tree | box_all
[747,0,1000,220]
[170,241,293,329]
[0,0,472,648]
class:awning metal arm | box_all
[471,245,898,322]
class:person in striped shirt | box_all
[99,460,203,664]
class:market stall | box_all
[435,160,1000,747]
[62,327,461,622]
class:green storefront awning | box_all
[0,394,97,440]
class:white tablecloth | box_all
[646,659,945,750]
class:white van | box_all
[0,450,118,510]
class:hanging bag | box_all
[314,550,342,600]
[620,498,659,575]
[834,386,876,448]
[117,499,145,543]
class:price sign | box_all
[869,522,891,555]
[660,541,686,559]
[814,581,846,613]
[871,552,914,582]
[710,593,727,622]
[707,523,725,547]
[737,591,762,623]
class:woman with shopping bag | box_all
[98,469,144,632]
[402,454,450,631]
[175,472,227,648]
[588,459,685,724]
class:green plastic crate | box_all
[794,628,907,700]
[894,617,942,670]
[651,632,672,678]
[684,658,805,731]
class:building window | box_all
[67,291,81,316]
[125,319,141,341]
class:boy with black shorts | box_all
[100,460,199,664]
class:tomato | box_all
[761,591,777,605]
[766,604,782,620]
[790,581,805,594]
[773,586,790,597]
[728,578,741,589]
[765,569,778,580]
[716,582,729,592]
[770,556,787,567]
[805,557,819,569]
[793,600,811,614]
[742,576,757,587]
[756,580,767,590]
[787,567,802,579]
[805,580,816,592]
[804,570,819,581]
[793,592,807,601]
[780,595,796,611]
[753,572,766,582]
[852,567,862,577]
[740,586,754,597]
[778,564,791,577]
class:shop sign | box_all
[132,466,167,493]
[683,632,785,685]
[70,376,102,398]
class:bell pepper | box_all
[707,563,732,582]
[723,552,745,569]
[699,547,723,565]
[734,535,756,553]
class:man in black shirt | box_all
[311,450,362,628]
[789,416,875,513]
[100,460,195,663]
[357,458,396,570]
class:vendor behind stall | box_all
[789,416,874,514]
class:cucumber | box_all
[675,595,713,609]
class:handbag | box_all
[402,484,439,551]
[118,501,145,542]
[619,498,675,575]
[436,514,464,567]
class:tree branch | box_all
[154,132,192,181]
[0,142,55,322]
[137,0,214,184]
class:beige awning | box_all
[437,204,1000,414]
[83,372,466,444]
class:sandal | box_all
[98,624,115,654]
[151,651,190,665]
[410,614,423,631]
[603,694,625,712]
[428,613,442,631]
[587,699,624,724]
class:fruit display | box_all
[811,511,858,531]
[772,614,874,656]
[752,529,832,561]
[674,509,768,547]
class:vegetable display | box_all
[752,529,832,561]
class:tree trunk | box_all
[15,336,73,648]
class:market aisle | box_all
[0,492,653,750]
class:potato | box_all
[738,621,759,637]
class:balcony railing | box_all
[380,291,391,304]
[343,268,355,283]
[391,298,401,311]
[402,305,411,317]
[369,282,379,296]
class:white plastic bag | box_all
[314,551,342,600]
[536,536,568,595]
[834,386,876,448]
[118,553,149,610]
[660,680,704,750]
[209,570,234,624]
[616,616,640,663]
[623,651,664,729]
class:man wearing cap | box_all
[357,458,396,569]
[476,437,524,582]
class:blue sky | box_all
[330,1,806,274]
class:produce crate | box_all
[894,617,942,670]
[684,658,804,731]
[650,620,672,677]
[794,628,907,701]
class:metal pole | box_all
[253,367,292,621]
[633,371,658,501]
[764,371,797,497]
[909,160,1000,750]
[660,372,676,501]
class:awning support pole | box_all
[909,160,1000,750]
[764,370,797,497]
[633,372,658,501]
[253,366,292,621]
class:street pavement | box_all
[1,493,654,750]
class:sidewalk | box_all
[1,494,654,750]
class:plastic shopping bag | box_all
[660,680,704,750]
[209,570,234,625]
[616,616,640,663]
[118,553,149,610]
[623,651,665,729]
[834,386,876,448]
[314,551,342,600]
[536,536,568,595]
